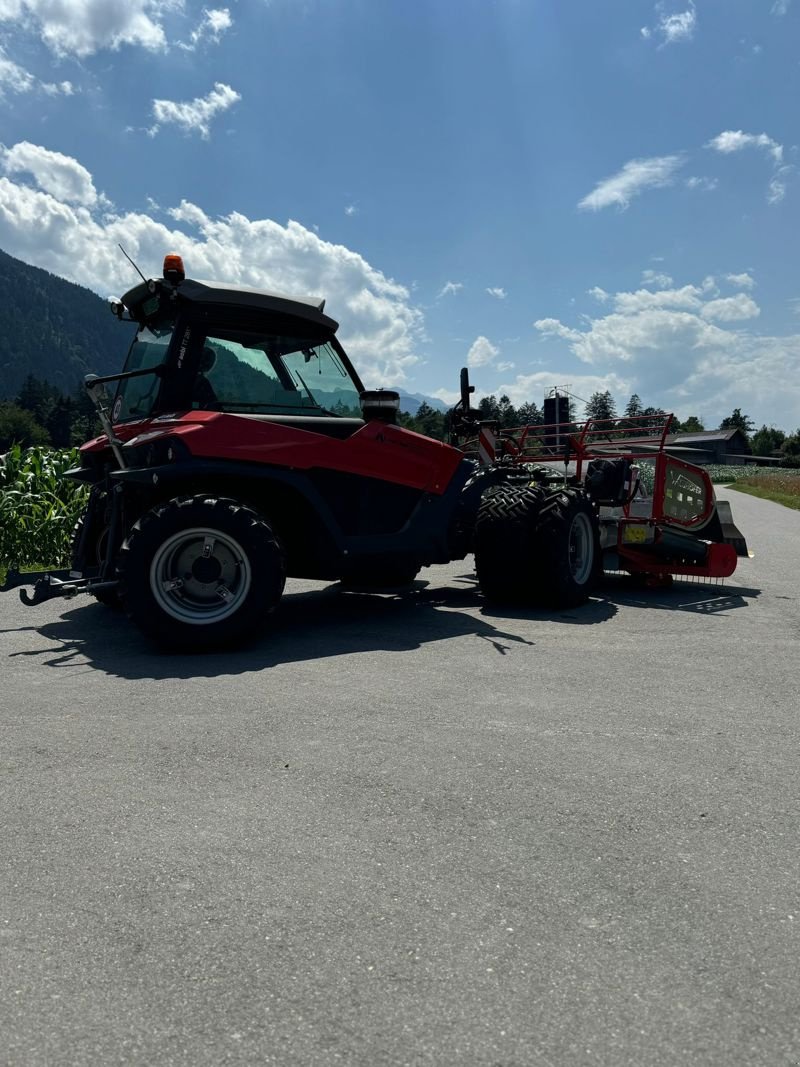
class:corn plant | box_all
[0,446,88,570]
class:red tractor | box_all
[8,255,748,649]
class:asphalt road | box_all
[1,489,798,1067]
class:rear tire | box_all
[119,495,285,650]
[475,485,599,607]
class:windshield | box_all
[197,334,362,416]
[113,326,171,422]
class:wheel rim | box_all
[149,526,252,625]
[568,511,594,586]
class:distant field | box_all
[725,472,800,511]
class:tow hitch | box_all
[2,569,120,606]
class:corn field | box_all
[0,446,88,570]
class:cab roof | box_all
[121,276,339,334]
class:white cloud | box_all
[0,147,423,387]
[707,131,792,204]
[1,141,101,206]
[494,371,631,411]
[685,176,718,192]
[467,336,500,368]
[707,130,783,164]
[486,287,507,300]
[437,281,463,298]
[151,82,241,139]
[642,269,674,288]
[0,48,34,94]
[701,295,760,322]
[578,155,684,211]
[530,278,800,427]
[180,7,232,49]
[771,0,791,15]
[768,166,793,205]
[587,286,609,303]
[725,273,755,290]
[344,204,357,217]
[642,2,697,46]
[0,0,169,57]
[41,79,74,96]
[0,46,75,97]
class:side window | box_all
[194,336,302,411]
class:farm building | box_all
[665,428,753,465]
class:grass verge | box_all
[728,480,800,511]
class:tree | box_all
[411,401,446,440]
[0,403,50,451]
[584,391,617,424]
[719,408,755,437]
[497,395,518,428]
[477,395,501,422]
[516,401,543,425]
[674,415,705,434]
[750,425,786,457]
[624,394,643,419]
[781,433,800,467]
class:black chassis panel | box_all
[108,457,478,579]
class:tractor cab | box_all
[106,255,367,434]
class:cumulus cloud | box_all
[437,281,463,298]
[641,2,697,46]
[467,336,500,368]
[701,295,760,322]
[725,273,755,290]
[179,7,232,50]
[1,141,102,206]
[150,82,241,139]
[530,277,800,426]
[578,155,684,211]
[0,144,423,387]
[0,0,169,57]
[486,287,507,300]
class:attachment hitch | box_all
[2,569,120,606]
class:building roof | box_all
[666,429,745,444]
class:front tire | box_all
[119,495,285,650]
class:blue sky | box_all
[0,0,798,429]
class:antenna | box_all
[118,244,147,285]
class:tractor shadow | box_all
[6,575,616,680]
[4,570,758,681]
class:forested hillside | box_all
[0,248,134,399]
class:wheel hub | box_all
[149,527,252,625]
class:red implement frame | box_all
[465,413,737,581]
